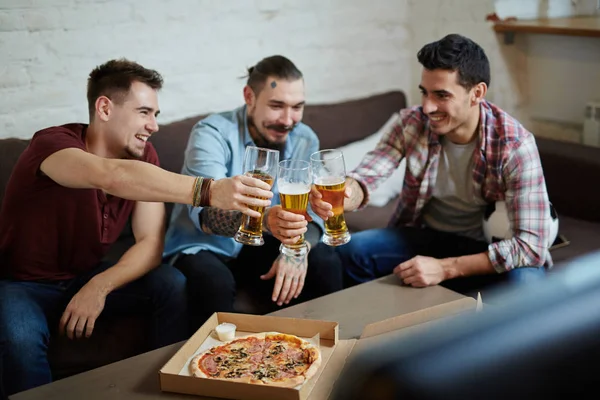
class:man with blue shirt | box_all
[165,56,343,329]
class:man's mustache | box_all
[265,124,294,133]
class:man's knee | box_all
[507,266,547,284]
[143,264,187,303]
[0,286,50,356]
[176,253,235,295]
[0,314,49,363]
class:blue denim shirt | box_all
[164,105,322,259]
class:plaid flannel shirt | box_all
[347,100,553,272]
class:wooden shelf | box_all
[493,16,600,43]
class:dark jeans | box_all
[0,263,188,398]
[337,227,547,297]
[174,227,343,331]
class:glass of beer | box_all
[277,160,311,257]
[234,146,279,246]
[310,149,351,246]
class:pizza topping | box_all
[252,365,279,380]
[270,344,285,356]
[286,348,304,360]
[305,348,317,364]
[202,355,218,374]
[225,367,248,379]
[230,348,249,359]
[284,360,305,371]
[250,353,262,364]
[248,342,264,353]
[192,332,320,386]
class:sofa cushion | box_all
[302,91,407,150]
[338,112,406,207]
[149,115,205,175]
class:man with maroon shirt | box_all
[0,59,275,398]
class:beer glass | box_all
[277,160,311,257]
[310,149,351,246]
[234,146,279,246]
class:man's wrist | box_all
[88,274,112,297]
[207,178,219,207]
[262,207,272,234]
[441,257,461,280]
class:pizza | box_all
[190,331,321,388]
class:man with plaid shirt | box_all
[311,34,552,296]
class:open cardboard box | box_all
[159,296,478,400]
[307,295,479,400]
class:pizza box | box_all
[304,295,480,400]
[159,295,479,400]
[159,312,340,400]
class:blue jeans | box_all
[0,263,188,398]
[337,227,546,296]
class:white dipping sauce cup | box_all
[215,323,237,341]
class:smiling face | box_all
[419,68,486,143]
[95,80,160,159]
[244,77,305,146]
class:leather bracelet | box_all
[199,178,213,207]
[192,176,203,207]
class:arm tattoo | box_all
[280,252,308,269]
[345,177,365,212]
[200,207,242,237]
[278,241,310,269]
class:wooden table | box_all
[10,275,469,400]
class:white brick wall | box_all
[1,0,599,141]
[0,0,412,139]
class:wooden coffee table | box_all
[10,275,469,400]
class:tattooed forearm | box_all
[279,251,308,269]
[344,177,365,212]
[200,207,242,237]
[278,241,310,268]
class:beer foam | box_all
[314,176,345,186]
[278,182,311,195]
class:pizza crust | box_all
[190,353,206,378]
[302,345,322,381]
[264,375,305,388]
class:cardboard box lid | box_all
[359,296,477,339]
[305,296,478,400]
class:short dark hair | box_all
[246,55,303,95]
[417,34,490,90]
[87,58,163,118]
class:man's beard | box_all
[247,115,288,154]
